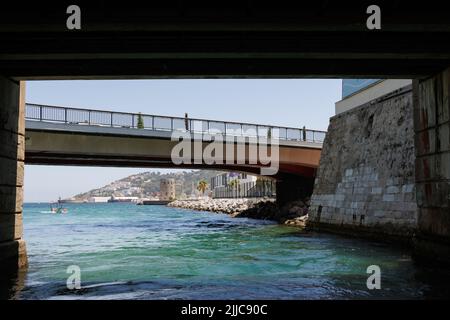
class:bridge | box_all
[25,103,324,177]
[1,2,450,275]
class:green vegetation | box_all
[137,112,144,129]
[228,179,239,188]
[197,179,208,195]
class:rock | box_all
[283,214,309,228]
[168,196,310,228]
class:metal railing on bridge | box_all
[25,103,326,143]
[212,180,276,199]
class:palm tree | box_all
[197,180,208,195]
[228,178,240,198]
[228,178,239,188]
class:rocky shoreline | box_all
[168,197,310,228]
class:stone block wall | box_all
[309,85,418,238]
[0,76,27,272]
[413,68,450,262]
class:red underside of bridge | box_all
[24,151,319,180]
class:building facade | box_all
[88,197,110,203]
[210,172,275,199]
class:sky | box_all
[24,79,342,202]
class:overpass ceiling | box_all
[1,1,450,79]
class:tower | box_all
[160,179,176,201]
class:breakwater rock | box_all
[168,198,310,228]
[235,199,310,227]
[168,198,271,215]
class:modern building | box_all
[88,197,110,203]
[108,196,139,203]
[210,172,257,190]
[160,178,176,201]
[335,79,412,114]
[210,172,275,198]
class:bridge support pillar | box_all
[276,174,314,207]
[413,68,450,264]
[0,76,27,276]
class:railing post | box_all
[302,126,307,141]
[132,114,134,128]
[39,106,42,121]
[88,110,91,125]
[152,116,155,130]
[111,113,113,127]
[64,108,67,123]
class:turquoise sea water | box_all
[11,203,450,299]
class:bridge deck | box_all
[24,104,324,177]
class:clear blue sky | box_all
[24,79,341,202]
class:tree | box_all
[197,180,208,195]
[228,178,240,197]
[137,112,144,129]
[228,178,239,188]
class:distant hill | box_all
[71,170,224,200]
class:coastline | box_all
[168,198,310,228]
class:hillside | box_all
[72,170,224,200]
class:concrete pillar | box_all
[0,76,27,273]
[413,68,450,263]
[276,174,314,207]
